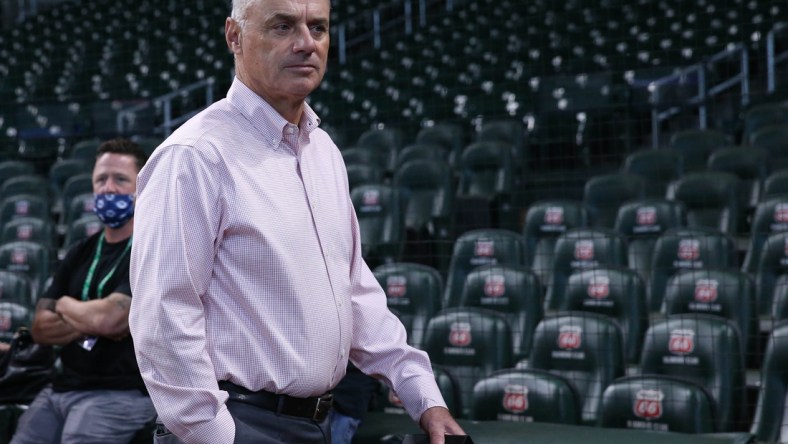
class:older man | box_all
[128,0,463,443]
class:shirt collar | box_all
[227,77,322,151]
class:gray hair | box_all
[230,0,257,28]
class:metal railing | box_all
[116,78,214,137]
[767,22,788,93]
[335,0,456,65]
[649,43,749,147]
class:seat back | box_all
[666,171,742,235]
[639,314,744,432]
[472,368,580,424]
[614,199,685,280]
[526,312,625,425]
[762,169,788,200]
[561,267,647,364]
[662,269,756,365]
[750,123,788,169]
[743,195,788,273]
[751,320,788,443]
[743,103,788,143]
[346,164,384,192]
[0,302,33,342]
[668,129,731,172]
[423,307,514,418]
[621,149,683,198]
[648,227,736,313]
[394,159,453,236]
[0,194,50,226]
[599,375,715,433]
[460,265,543,360]
[0,161,36,188]
[350,184,405,267]
[545,228,627,311]
[415,123,465,160]
[456,141,514,198]
[443,229,527,308]
[707,146,768,208]
[1,217,56,253]
[522,199,588,285]
[583,173,646,228]
[0,271,33,308]
[373,262,443,349]
[0,241,51,304]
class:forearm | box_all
[31,299,83,345]
[56,294,131,339]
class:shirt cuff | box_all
[181,406,235,444]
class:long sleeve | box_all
[129,145,235,444]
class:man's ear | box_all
[225,18,243,54]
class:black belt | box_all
[219,381,333,422]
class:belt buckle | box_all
[312,394,333,421]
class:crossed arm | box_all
[31,293,132,345]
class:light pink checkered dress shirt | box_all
[128,78,445,444]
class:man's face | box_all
[92,153,138,195]
[228,0,330,106]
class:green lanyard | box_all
[81,235,133,301]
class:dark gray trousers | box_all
[154,398,331,444]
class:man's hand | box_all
[419,406,465,444]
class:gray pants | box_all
[154,398,331,444]
[10,386,156,444]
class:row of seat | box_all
[376,309,760,435]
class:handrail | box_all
[116,78,214,137]
[767,22,788,93]
[649,44,749,147]
[335,0,449,65]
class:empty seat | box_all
[459,264,543,360]
[472,368,580,424]
[0,241,51,304]
[755,231,788,316]
[394,159,453,241]
[0,270,33,308]
[621,149,683,198]
[743,103,788,143]
[638,314,745,432]
[350,184,405,267]
[0,161,35,187]
[346,164,384,192]
[648,227,736,313]
[560,267,647,364]
[372,262,443,349]
[762,169,788,200]
[443,229,527,309]
[668,129,731,172]
[666,172,742,235]
[599,374,715,433]
[422,306,514,418]
[583,173,646,228]
[0,195,51,226]
[1,217,57,253]
[742,195,788,274]
[521,312,625,425]
[614,199,685,281]
[522,199,588,285]
[707,146,768,209]
[750,320,788,443]
[454,141,516,231]
[415,123,465,160]
[750,123,788,169]
[545,228,627,311]
[662,269,756,366]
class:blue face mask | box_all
[93,194,135,228]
